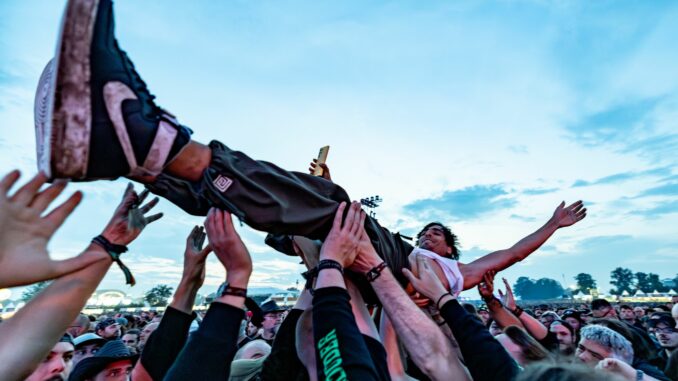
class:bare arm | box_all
[380,312,417,381]
[351,237,470,381]
[497,278,548,339]
[478,272,524,329]
[170,226,212,313]
[462,201,586,289]
[0,185,159,380]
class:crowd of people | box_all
[1,0,677,380]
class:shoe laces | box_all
[117,41,161,117]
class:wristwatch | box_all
[217,281,247,298]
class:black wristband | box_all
[366,262,388,282]
[318,259,344,274]
[217,282,247,298]
[512,306,524,317]
[436,293,452,310]
[92,235,135,286]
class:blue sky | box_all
[1,0,677,300]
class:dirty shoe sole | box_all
[36,0,99,180]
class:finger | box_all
[10,172,48,205]
[120,183,137,210]
[402,268,416,283]
[349,204,363,236]
[197,227,207,249]
[199,244,213,257]
[0,169,21,194]
[332,202,347,230]
[140,197,159,214]
[187,225,199,244]
[44,191,83,231]
[570,201,584,213]
[145,212,163,224]
[221,210,235,234]
[498,289,504,298]
[204,208,216,235]
[355,210,367,237]
[136,189,150,206]
[343,201,358,230]
[29,182,67,213]
[415,254,427,275]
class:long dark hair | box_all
[503,326,553,364]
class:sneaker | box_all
[35,0,191,180]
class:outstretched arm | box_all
[461,201,586,289]
[134,226,212,381]
[0,184,160,380]
[478,271,523,330]
[498,278,548,340]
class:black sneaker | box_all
[35,0,191,180]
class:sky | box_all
[1,0,677,301]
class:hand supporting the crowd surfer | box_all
[402,255,456,310]
[204,208,252,308]
[315,201,366,289]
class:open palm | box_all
[0,171,96,288]
[552,200,586,228]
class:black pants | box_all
[147,141,413,289]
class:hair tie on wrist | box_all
[92,235,135,286]
[436,293,452,310]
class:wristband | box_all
[435,293,452,310]
[318,259,344,274]
[636,370,644,381]
[92,235,135,286]
[365,262,388,282]
[217,281,247,298]
[512,306,524,318]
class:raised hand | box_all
[595,358,637,380]
[100,185,163,245]
[551,200,586,228]
[319,201,366,267]
[181,226,212,287]
[498,277,517,310]
[204,208,252,288]
[308,159,332,181]
[477,271,496,301]
[402,255,449,304]
[0,171,93,288]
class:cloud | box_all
[636,182,678,198]
[630,200,678,218]
[403,184,516,221]
[510,214,537,223]
[572,167,672,187]
[567,97,663,146]
[565,96,678,163]
[521,188,558,196]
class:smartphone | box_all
[313,145,330,176]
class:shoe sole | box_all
[36,0,99,180]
